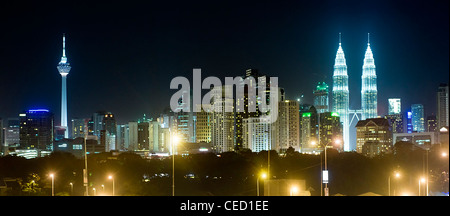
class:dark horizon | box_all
[0,0,448,125]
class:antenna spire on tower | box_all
[62,33,66,57]
[367,33,370,45]
[339,32,341,45]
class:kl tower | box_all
[57,34,71,138]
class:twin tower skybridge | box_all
[332,33,378,151]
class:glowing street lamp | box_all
[93,187,96,196]
[388,171,400,196]
[312,138,341,196]
[69,182,73,195]
[49,173,55,196]
[419,177,426,196]
[290,186,298,196]
[257,172,267,196]
[108,175,115,196]
[171,134,180,196]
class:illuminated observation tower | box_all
[57,34,71,138]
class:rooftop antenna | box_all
[339,32,341,45]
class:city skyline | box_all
[0,0,448,200]
[0,0,448,125]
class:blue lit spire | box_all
[361,33,377,120]
[332,32,350,151]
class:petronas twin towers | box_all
[332,33,377,151]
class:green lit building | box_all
[313,82,329,113]
[299,104,318,153]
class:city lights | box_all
[0,0,447,203]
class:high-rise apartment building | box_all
[211,85,235,153]
[437,83,449,129]
[411,104,425,132]
[299,104,317,153]
[385,114,404,134]
[195,104,212,143]
[71,118,89,138]
[19,109,54,151]
[318,112,343,151]
[426,115,437,132]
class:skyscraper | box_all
[211,85,235,153]
[386,98,403,133]
[426,114,437,132]
[361,33,377,120]
[275,100,299,153]
[57,34,71,138]
[437,83,449,129]
[195,104,212,143]
[319,112,343,151]
[299,104,317,154]
[406,111,413,133]
[313,82,329,113]
[71,118,89,138]
[19,109,54,151]
[388,98,401,115]
[332,33,350,151]
[411,104,425,132]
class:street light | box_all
[69,182,73,195]
[419,177,426,196]
[93,187,96,196]
[172,134,180,196]
[290,186,298,196]
[388,171,400,196]
[49,173,55,196]
[257,172,267,196]
[108,175,115,196]
[312,138,341,196]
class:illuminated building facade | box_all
[299,104,317,153]
[313,82,329,114]
[102,113,117,136]
[57,34,71,138]
[361,33,378,120]
[138,121,149,150]
[275,100,299,153]
[385,114,404,133]
[211,85,235,153]
[243,117,273,152]
[195,104,212,143]
[319,112,343,151]
[406,111,413,133]
[426,115,437,132]
[411,104,425,132]
[332,33,350,151]
[19,109,54,151]
[388,98,401,115]
[355,118,392,157]
[71,118,89,138]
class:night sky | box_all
[0,0,448,125]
